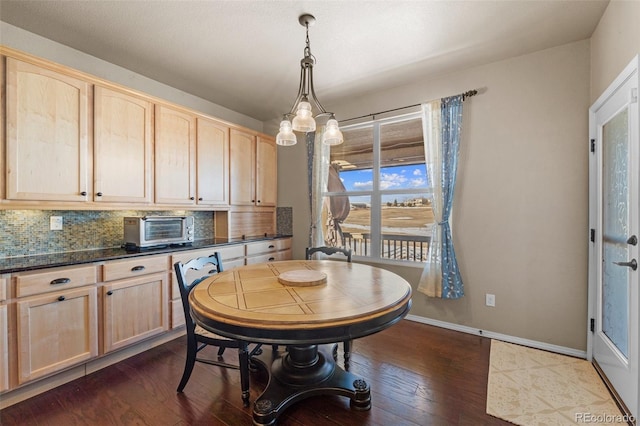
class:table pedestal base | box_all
[252,345,371,426]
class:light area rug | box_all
[486,340,627,425]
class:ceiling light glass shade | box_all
[276,119,297,146]
[291,101,316,132]
[322,119,344,145]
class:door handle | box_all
[613,259,637,271]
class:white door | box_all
[589,55,639,419]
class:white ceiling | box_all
[0,0,609,123]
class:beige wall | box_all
[278,40,592,351]
[590,0,640,103]
[0,22,263,132]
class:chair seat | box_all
[195,324,233,341]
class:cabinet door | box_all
[6,58,91,201]
[16,286,98,384]
[256,136,277,207]
[155,105,196,205]
[94,86,153,203]
[0,303,7,393]
[102,272,168,353]
[229,129,256,206]
[196,118,229,207]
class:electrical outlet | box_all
[485,293,496,307]
[50,216,63,231]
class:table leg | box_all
[251,345,371,426]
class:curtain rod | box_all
[340,89,478,124]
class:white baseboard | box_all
[405,314,587,359]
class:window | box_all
[322,112,432,263]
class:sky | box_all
[339,164,428,192]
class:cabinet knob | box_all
[50,278,71,285]
[96,192,103,197]
[57,295,66,302]
[257,200,261,203]
[106,290,113,296]
[198,197,203,201]
[80,191,87,196]
[190,196,195,200]
[268,257,275,261]
[131,265,146,272]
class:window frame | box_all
[324,111,431,266]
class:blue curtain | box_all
[439,95,464,298]
[417,95,464,299]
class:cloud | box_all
[380,173,407,189]
[413,169,422,176]
[353,181,373,190]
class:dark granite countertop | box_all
[0,235,292,274]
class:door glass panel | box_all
[602,107,629,358]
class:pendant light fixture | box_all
[276,14,344,146]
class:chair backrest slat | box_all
[174,253,223,329]
[305,246,352,263]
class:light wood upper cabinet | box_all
[154,104,196,205]
[230,130,276,207]
[94,86,154,203]
[229,128,256,206]
[1,50,277,211]
[256,136,277,207]
[196,117,229,207]
[5,58,91,202]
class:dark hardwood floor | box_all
[0,320,511,425]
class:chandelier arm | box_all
[288,66,307,115]
[307,66,327,113]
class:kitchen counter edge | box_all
[0,235,293,274]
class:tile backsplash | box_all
[0,210,214,258]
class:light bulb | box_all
[322,119,344,145]
[291,101,316,132]
[276,119,297,146]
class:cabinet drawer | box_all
[216,244,245,261]
[171,244,244,266]
[102,255,169,282]
[15,265,97,298]
[245,238,291,256]
[245,250,291,265]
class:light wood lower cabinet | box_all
[0,297,8,393]
[101,256,169,353]
[14,265,99,385]
[17,287,98,385]
[0,274,7,391]
[1,239,290,400]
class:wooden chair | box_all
[305,246,354,370]
[305,246,352,263]
[174,253,260,406]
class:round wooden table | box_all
[189,260,412,425]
